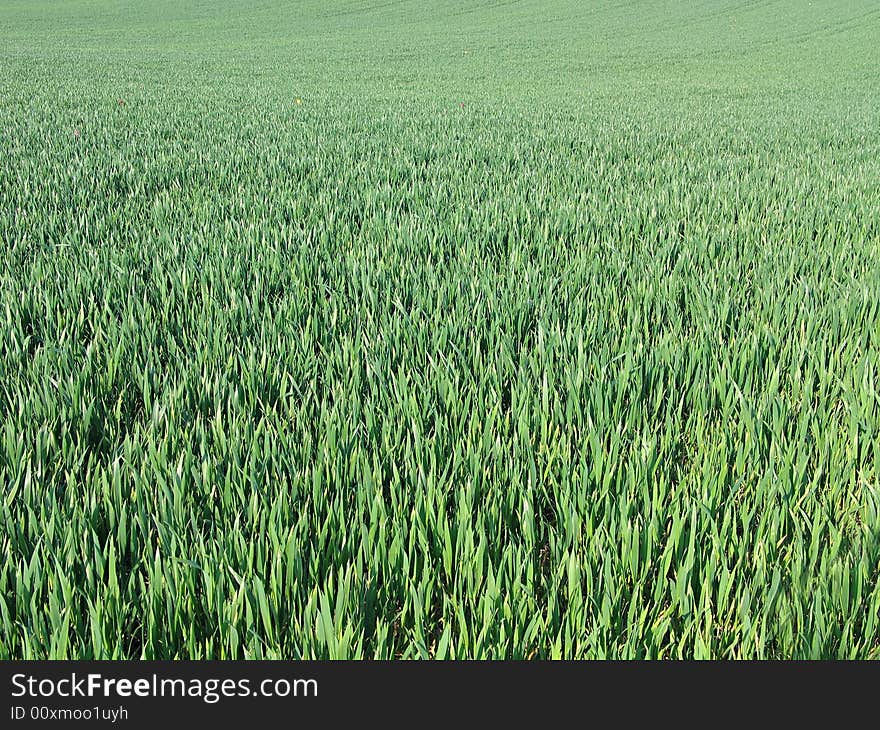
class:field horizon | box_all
[2,0,879,659]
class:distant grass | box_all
[1,0,879,658]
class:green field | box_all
[2,0,879,659]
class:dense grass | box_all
[1,0,879,659]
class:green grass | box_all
[1,0,879,659]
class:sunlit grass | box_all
[1,0,879,659]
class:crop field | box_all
[1,0,879,659]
